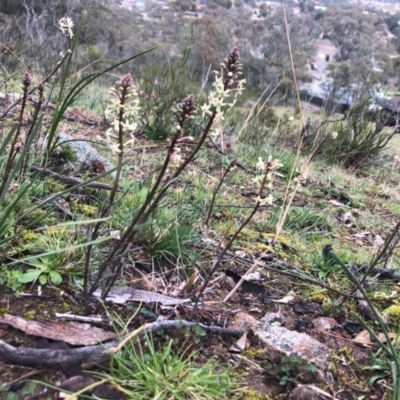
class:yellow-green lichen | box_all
[72,202,97,217]
[244,348,266,360]
[23,310,36,320]
[383,305,400,323]
[47,178,67,193]
[308,291,329,303]
[0,307,9,318]
[241,390,272,400]
[238,228,260,241]
[20,230,39,243]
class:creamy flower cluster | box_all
[253,156,282,206]
[103,73,141,154]
[59,17,74,39]
[200,47,246,127]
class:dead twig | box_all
[0,319,243,367]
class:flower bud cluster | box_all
[174,94,197,131]
[22,73,31,92]
[222,47,242,87]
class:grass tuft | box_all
[97,336,237,400]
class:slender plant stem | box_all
[88,109,218,299]
[327,248,400,371]
[358,221,400,287]
[190,166,270,319]
[0,83,29,198]
[205,160,236,226]
[274,3,307,242]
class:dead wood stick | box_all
[29,166,119,191]
[360,266,400,281]
[55,313,108,325]
[0,320,243,367]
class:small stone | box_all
[261,311,284,325]
[289,385,319,400]
[228,312,260,333]
[245,271,261,282]
[59,375,95,392]
[312,317,338,331]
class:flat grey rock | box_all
[255,313,331,369]
[57,132,115,176]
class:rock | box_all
[312,317,338,331]
[57,132,115,176]
[261,311,284,325]
[289,385,319,400]
[244,271,261,282]
[256,313,331,369]
[228,312,260,333]
[59,375,95,392]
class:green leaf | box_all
[39,273,48,285]
[8,233,118,266]
[49,270,62,285]
[26,259,46,268]
[369,374,388,386]
[18,269,42,283]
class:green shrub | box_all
[317,100,397,169]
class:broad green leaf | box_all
[39,273,48,285]
[18,269,42,283]
[49,270,62,285]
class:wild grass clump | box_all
[269,206,332,237]
[96,337,236,400]
[310,100,398,169]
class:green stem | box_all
[189,166,270,320]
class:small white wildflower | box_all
[256,157,265,171]
[59,17,74,39]
[121,120,138,132]
[266,155,282,170]
[233,79,246,98]
[200,103,212,118]
[252,175,264,188]
[125,136,135,147]
[331,131,338,139]
[109,142,121,154]
[254,194,275,206]
[264,194,275,205]
[254,195,263,204]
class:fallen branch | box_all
[0,320,243,367]
[29,166,119,191]
[359,266,400,281]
